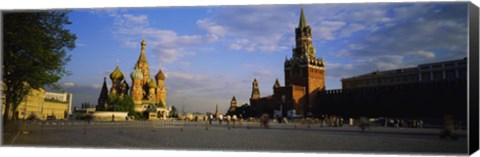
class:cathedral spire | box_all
[274,78,281,88]
[299,7,308,28]
[98,77,109,110]
[137,39,148,65]
[135,39,151,84]
[251,78,260,99]
[101,77,108,95]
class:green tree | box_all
[3,11,77,126]
[106,95,134,113]
[169,106,178,118]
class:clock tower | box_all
[284,8,325,115]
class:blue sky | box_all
[56,3,468,113]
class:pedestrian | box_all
[209,114,213,125]
[239,115,243,127]
[260,113,269,129]
[226,115,231,129]
[232,115,237,128]
[384,118,388,128]
[219,114,223,125]
[339,117,343,127]
[440,114,457,140]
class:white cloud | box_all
[328,49,351,57]
[413,50,436,59]
[63,82,76,88]
[91,84,102,89]
[168,71,206,82]
[99,10,209,64]
[196,6,296,53]
[339,23,366,37]
[314,20,346,40]
[196,19,226,42]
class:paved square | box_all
[4,120,467,155]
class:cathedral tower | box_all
[147,79,157,101]
[273,78,281,89]
[250,78,260,100]
[109,66,124,95]
[120,80,129,97]
[215,104,220,119]
[98,77,109,110]
[130,67,144,105]
[230,96,237,112]
[155,67,167,108]
[284,8,325,115]
[135,40,151,85]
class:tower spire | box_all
[98,77,109,110]
[138,39,148,64]
[299,7,308,28]
[274,78,281,88]
[135,39,151,84]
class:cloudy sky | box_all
[55,2,468,113]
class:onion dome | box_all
[148,79,157,88]
[110,66,124,81]
[155,68,166,80]
[130,68,143,80]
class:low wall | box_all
[93,111,128,121]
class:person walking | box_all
[218,114,223,125]
[232,115,237,128]
[239,115,243,127]
[226,115,231,129]
[209,114,213,125]
[440,114,457,140]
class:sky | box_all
[54,2,468,114]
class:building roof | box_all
[342,67,417,81]
[109,66,124,80]
[148,79,157,88]
[274,78,281,88]
[155,67,166,80]
[136,40,149,66]
[298,8,308,28]
[99,77,108,98]
[130,67,143,80]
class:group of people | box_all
[383,118,424,128]
[319,115,344,127]
[205,114,244,129]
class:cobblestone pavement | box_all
[4,120,468,155]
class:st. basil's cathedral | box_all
[97,40,169,118]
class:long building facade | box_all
[2,88,72,120]
[341,58,467,89]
